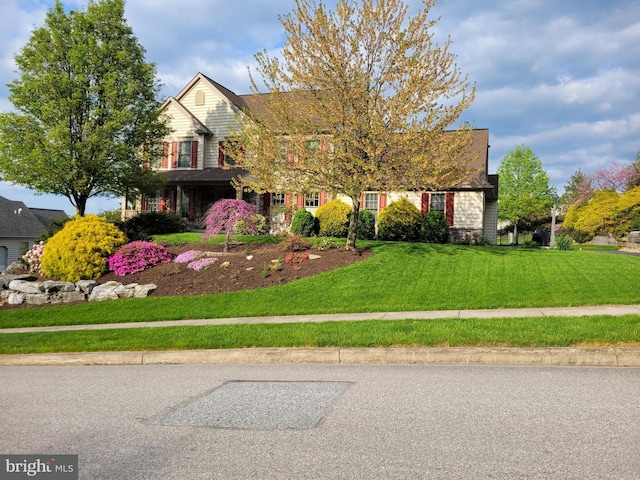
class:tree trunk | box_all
[346,195,361,249]
[74,195,88,217]
[514,223,519,245]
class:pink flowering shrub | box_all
[107,241,172,276]
[22,241,46,275]
[202,199,257,251]
[174,250,203,263]
[187,257,219,271]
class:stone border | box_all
[1,272,157,307]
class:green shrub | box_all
[555,235,573,251]
[41,214,127,281]
[233,213,269,235]
[291,209,318,237]
[315,199,351,237]
[357,209,376,240]
[116,212,188,241]
[420,211,450,243]
[280,233,312,252]
[561,227,591,244]
[377,197,422,242]
[521,239,540,249]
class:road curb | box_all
[1,346,639,367]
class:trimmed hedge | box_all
[377,197,422,242]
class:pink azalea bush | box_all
[107,241,172,276]
[22,241,46,275]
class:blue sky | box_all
[1,0,639,215]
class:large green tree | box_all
[228,0,476,248]
[497,145,553,244]
[0,0,169,216]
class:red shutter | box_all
[161,143,168,169]
[296,194,304,208]
[218,142,225,166]
[191,141,198,169]
[262,193,271,217]
[171,142,178,168]
[379,193,387,210]
[446,192,455,226]
[421,193,429,215]
[359,193,364,210]
[319,191,327,206]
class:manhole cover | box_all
[151,381,350,430]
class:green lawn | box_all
[1,315,639,354]
[1,240,639,329]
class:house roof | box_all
[454,128,492,190]
[0,196,67,238]
[162,167,250,185]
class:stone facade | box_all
[0,263,157,307]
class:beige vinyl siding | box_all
[180,80,242,169]
[483,199,498,242]
[453,191,484,229]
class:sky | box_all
[1,0,639,215]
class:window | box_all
[307,139,320,152]
[218,141,236,166]
[271,193,286,206]
[430,193,445,212]
[178,141,193,168]
[195,91,205,106]
[364,192,379,217]
[304,192,319,208]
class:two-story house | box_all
[123,73,498,241]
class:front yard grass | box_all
[1,314,639,354]
[1,239,639,329]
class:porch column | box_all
[176,185,183,216]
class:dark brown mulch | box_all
[99,242,372,296]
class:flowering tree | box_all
[587,161,637,192]
[202,199,257,251]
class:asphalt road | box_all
[1,364,639,479]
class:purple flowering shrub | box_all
[187,257,219,271]
[22,241,46,275]
[202,199,257,251]
[107,241,172,276]
[174,250,203,263]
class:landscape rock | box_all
[42,281,76,293]
[8,280,44,294]
[134,284,157,298]
[7,293,26,305]
[76,280,99,294]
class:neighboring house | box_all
[0,196,67,272]
[123,73,498,241]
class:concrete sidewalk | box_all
[1,304,639,367]
[3,304,640,334]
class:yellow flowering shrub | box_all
[41,214,127,281]
[315,199,351,237]
[573,190,620,236]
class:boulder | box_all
[7,293,26,305]
[8,280,44,294]
[76,280,99,294]
[88,281,122,302]
[134,284,157,298]
[42,281,76,293]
